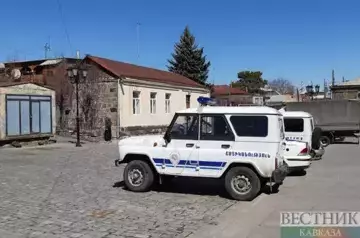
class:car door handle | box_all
[221,144,230,149]
[186,143,194,148]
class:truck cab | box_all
[116,97,288,201]
[281,111,324,159]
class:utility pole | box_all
[44,36,51,59]
[44,43,51,59]
[332,69,335,86]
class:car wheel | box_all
[224,167,261,201]
[311,127,322,150]
[124,160,154,192]
[320,136,331,147]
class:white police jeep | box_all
[115,97,288,201]
[281,111,325,160]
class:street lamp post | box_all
[67,65,88,147]
[305,84,320,100]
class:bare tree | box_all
[77,65,103,134]
[268,78,295,94]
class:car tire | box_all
[124,160,155,192]
[312,127,322,149]
[224,167,261,201]
[320,135,331,147]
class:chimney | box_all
[76,50,80,59]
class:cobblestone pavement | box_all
[0,141,236,238]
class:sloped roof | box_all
[85,55,206,89]
[0,81,55,90]
[212,85,248,96]
[39,59,63,66]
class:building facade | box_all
[65,55,210,138]
[331,78,360,100]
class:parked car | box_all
[115,97,288,201]
[281,110,324,159]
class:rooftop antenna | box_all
[136,22,141,63]
[44,41,51,59]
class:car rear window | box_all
[230,116,268,137]
[284,118,304,132]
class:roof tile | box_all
[85,55,206,88]
[212,85,248,96]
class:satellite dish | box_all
[11,69,21,79]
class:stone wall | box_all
[119,125,168,137]
[65,65,119,141]
[332,89,359,100]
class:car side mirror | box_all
[164,131,171,144]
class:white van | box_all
[115,97,288,201]
[281,111,324,159]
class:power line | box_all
[56,0,73,55]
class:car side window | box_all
[230,115,268,137]
[284,118,304,132]
[170,114,199,140]
[200,115,234,141]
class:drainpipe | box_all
[116,78,120,138]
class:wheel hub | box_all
[128,169,144,187]
[231,175,252,195]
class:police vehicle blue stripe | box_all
[152,158,226,170]
[154,164,223,170]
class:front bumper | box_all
[272,163,288,184]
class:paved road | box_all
[0,140,359,238]
[189,141,360,238]
[0,141,235,238]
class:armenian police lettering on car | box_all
[225,151,271,158]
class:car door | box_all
[159,113,200,176]
[197,114,235,177]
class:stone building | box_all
[66,55,210,138]
[0,58,79,130]
[331,78,360,100]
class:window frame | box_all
[165,93,171,113]
[150,92,156,114]
[186,95,191,108]
[283,118,304,133]
[132,91,141,115]
[165,113,199,140]
[229,115,269,137]
[5,94,52,137]
[199,114,235,141]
